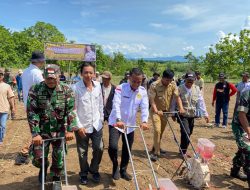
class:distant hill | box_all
[127,56,187,62]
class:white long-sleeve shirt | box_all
[73,80,104,133]
[22,64,44,107]
[109,83,149,134]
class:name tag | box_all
[38,95,47,100]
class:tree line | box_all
[0,21,250,80]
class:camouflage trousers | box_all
[30,138,65,176]
[232,123,250,174]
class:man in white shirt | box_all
[15,51,45,165]
[108,68,149,181]
[22,51,45,106]
[73,62,104,185]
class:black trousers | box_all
[108,125,134,174]
[75,128,104,177]
[179,116,195,154]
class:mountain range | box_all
[127,56,187,62]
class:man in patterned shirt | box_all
[27,64,77,184]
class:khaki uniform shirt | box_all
[149,80,178,111]
[194,78,204,90]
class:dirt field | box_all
[0,83,248,190]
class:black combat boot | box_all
[248,174,250,189]
[230,166,247,181]
[38,165,48,184]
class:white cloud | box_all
[25,0,49,5]
[217,30,226,39]
[203,45,213,49]
[243,16,250,30]
[80,11,92,17]
[183,46,194,51]
[102,43,148,55]
[162,4,209,19]
[217,30,239,42]
[149,22,176,30]
[188,15,243,33]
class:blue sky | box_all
[1,0,250,58]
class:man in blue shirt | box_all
[16,69,23,101]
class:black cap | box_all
[30,51,45,63]
[185,71,196,80]
[218,72,226,79]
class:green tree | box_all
[23,21,66,44]
[137,58,146,70]
[0,26,16,68]
[184,52,200,71]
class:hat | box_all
[101,71,112,79]
[44,64,60,79]
[218,72,226,79]
[242,72,249,77]
[0,69,4,74]
[185,71,196,80]
[195,71,201,76]
[30,51,45,63]
[96,71,100,75]
[125,71,130,76]
[5,68,11,73]
[18,69,23,74]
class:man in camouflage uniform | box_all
[3,68,16,89]
[231,89,250,184]
[27,64,77,183]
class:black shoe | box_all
[151,147,167,155]
[120,172,132,181]
[150,154,159,162]
[230,167,247,181]
[80,176,88,185]
[160,148,167,155]
[92,172,101,183]
[112,167,120,180]
[38,167,48,184]
[15,154,30,165]
[52,176,61,182]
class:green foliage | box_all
[184,52,200,71]
[203,29,250,81]
[0,21,66,69]
[2,21,249,82]
[0,26,16,68]
[137,58,146,70]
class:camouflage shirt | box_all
[27,81,77,137]
[233,89,250,125]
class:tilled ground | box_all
[0,83,248,190]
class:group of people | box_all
[1,50,250,188]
